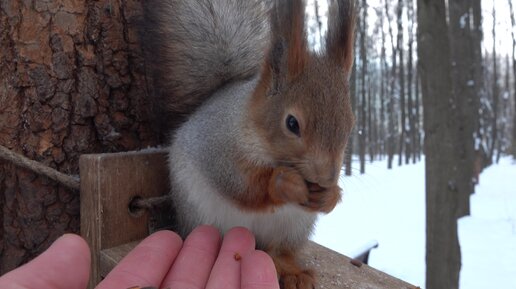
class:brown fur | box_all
[231,161,281,211]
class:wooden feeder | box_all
[79,150,417,289]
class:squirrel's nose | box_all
[314,164,339,188]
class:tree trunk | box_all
[0,0,159,273]
[368,76,374,162]
[386,0,397,169]
[509,0,516,159]
[415,61,422,161]
[449,0,478,217]
[380,0,387,158]
[358,0,367,174]
[407,0,415,164]
[417,1,461,288]
[397,0,406,167]
[345,48,357,176]
[489,4,499,164]
[472,0,488,178]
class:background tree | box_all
[417,0,461,288]
[407,0,416,164]
[489,4,500,163]
[358,0,368,174]
[385,0,398,170]
[396,0,406,166]
[509,0,516,159]
[448,0,479,217]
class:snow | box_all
[312,156,516,288]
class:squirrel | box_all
[143,0,356,288]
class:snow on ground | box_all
[311,156,516,289]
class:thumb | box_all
[0,234,91,289]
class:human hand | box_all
[0,225,280,289]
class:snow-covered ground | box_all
[312,156,516,288]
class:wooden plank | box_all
[100,239,418,289]
[81,149,417,288]
[301,242,418,289]
[80,149,169,289]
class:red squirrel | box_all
[143,0,355,288]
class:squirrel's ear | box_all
[263,0,309,91]
[326,0,356,75]
[280,0,309,80]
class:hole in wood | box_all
[128,195,146,218]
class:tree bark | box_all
[418,1,461,288]
[449,0,478,217]
[0,0,159,273]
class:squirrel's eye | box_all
[286,115,300,137]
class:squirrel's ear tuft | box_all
[268,0,309,86]
[255,0,308,97]
[281,0,309,79]
[326,0,356,74]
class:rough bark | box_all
[0,0,159,273]
[417,0,461,288]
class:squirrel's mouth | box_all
[305,180,325,193]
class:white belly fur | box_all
[171,154,318,249]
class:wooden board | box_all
[79,149,169,289]
[100,239,418,289]
[80,149,417,289]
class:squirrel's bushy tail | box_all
[143,0,269,125]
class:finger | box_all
[0,234,90,289]
[97,230,182,289]
[160,225,221,289]
[241,250,280,289]
[206,227,256,289]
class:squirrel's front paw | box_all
[301,184,341,214]
[269,166,309,205]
